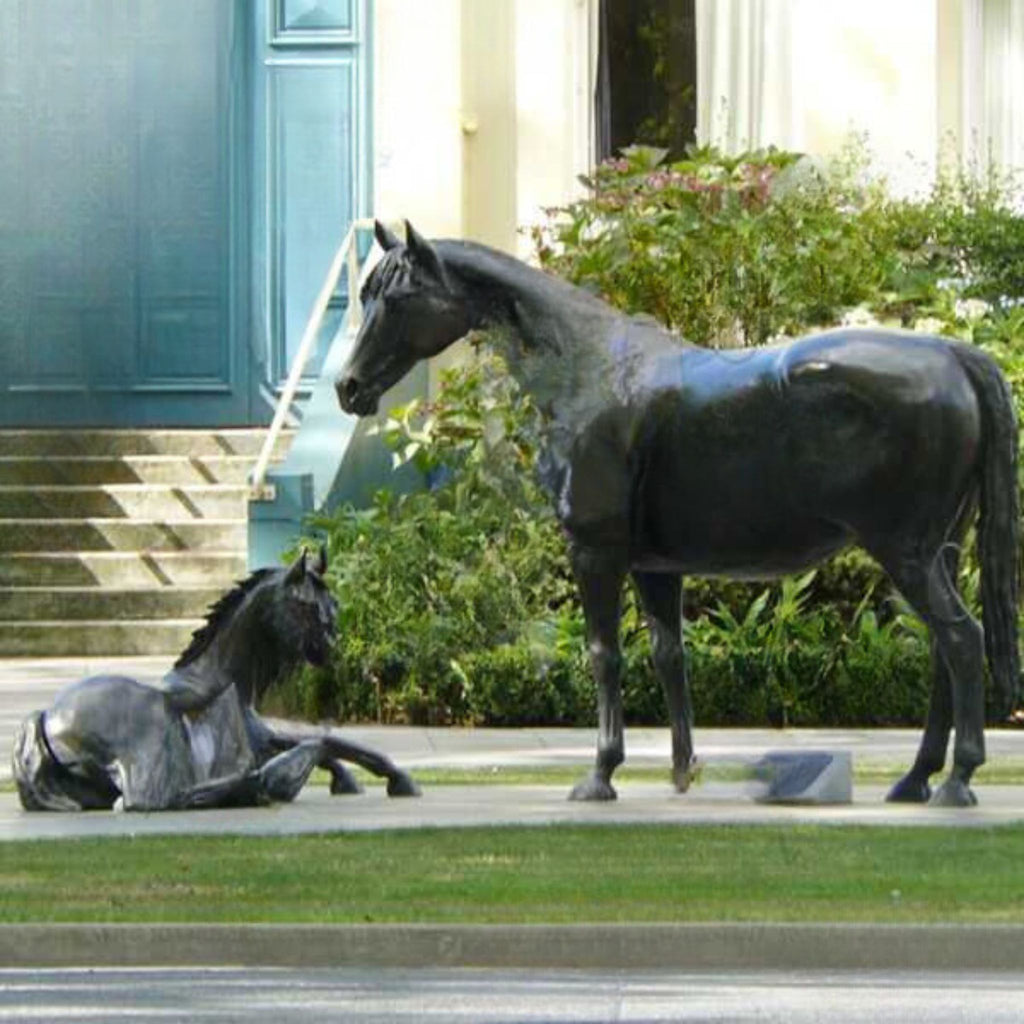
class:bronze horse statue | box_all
[13,548,420,810]
[336,221,1020,808]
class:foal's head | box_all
[336,221,472,416]
[268,546,339,670]
[176,547,338,695]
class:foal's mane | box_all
[174,568,275,669]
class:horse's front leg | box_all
[569,546,627,802]
[633,571,696,793]
[178,740,325,809]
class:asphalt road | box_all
[1,968,1023,1022]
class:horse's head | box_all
[275,546,338,669]
[336,220,472,416]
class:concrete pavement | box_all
[3,657,1024,840]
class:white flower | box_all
[840,304,879,327]
[912,316,945,334]
[954,297,991,322]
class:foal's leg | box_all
[245,711,365,795]
[880,543,985,806]
[633,571,696,792]
[570,546,627,802]
[262,724,420,797]
[179,740,326,809]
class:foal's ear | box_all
[374,219,402,252]
[285,548,308,585]
[405,220,449,290]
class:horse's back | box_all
[627,328,983,574]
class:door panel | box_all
[0,1,250,425]
[252,0,369,400]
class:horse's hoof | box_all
[673,757,700,793]
[568,774,617,802]
[886,773,931,804]
[929,777,978,807]
[329,770,364,796]
[387,773,421,797]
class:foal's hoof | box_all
[568,774,617,802]
[387,772,421,797]
[929,777,978,808]
[329,768,364,796]
[886,773,931,804]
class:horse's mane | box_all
[174,568,276,669]
[360,248,412,302]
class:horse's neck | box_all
[435,241,690,421]
[170,593,287,711]
[438,242,622,405]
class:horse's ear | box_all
[314,544,328,576]
[286,548,307,585]
[405,220,449,290]
[374,219,402,252]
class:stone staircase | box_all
[0,429,286,657]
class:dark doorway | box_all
[596,0,697,162]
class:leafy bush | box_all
[279,142,1024,729]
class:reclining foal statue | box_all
[335,220,1020,808]
[13,548,420,811]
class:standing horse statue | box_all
[336,220,1020,808]
[12,548,420,811]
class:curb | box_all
[2,923,1024,971]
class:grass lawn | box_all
[2,823,1024,925]
[342,758,1024,788]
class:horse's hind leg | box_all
[569,546,627,802]
[878,541,985,807]
[633,571,696,792]
[261,725,420,797]
[887,633,953,803]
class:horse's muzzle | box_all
[335,375,379,417]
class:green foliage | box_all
[535,141,1024,348]
[286,350,587,726]
[281,142,1024,730]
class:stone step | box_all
[0,429,291,459]
[0,552,246,587]
[0,620,200,657]
[0,455,254,486]
[0,485,247,520]
[0,587,224,621]
[0,519,246,553]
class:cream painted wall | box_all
[373,0,596,392]
[372,0,464,237]
[513,0,595,258]
[791,0,939,192]
[373,0,595,253]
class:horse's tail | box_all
[954,342,1021,716]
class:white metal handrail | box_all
[249,216,377,500]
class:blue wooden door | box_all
[0,1,250,426]
[251,0,370,402]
